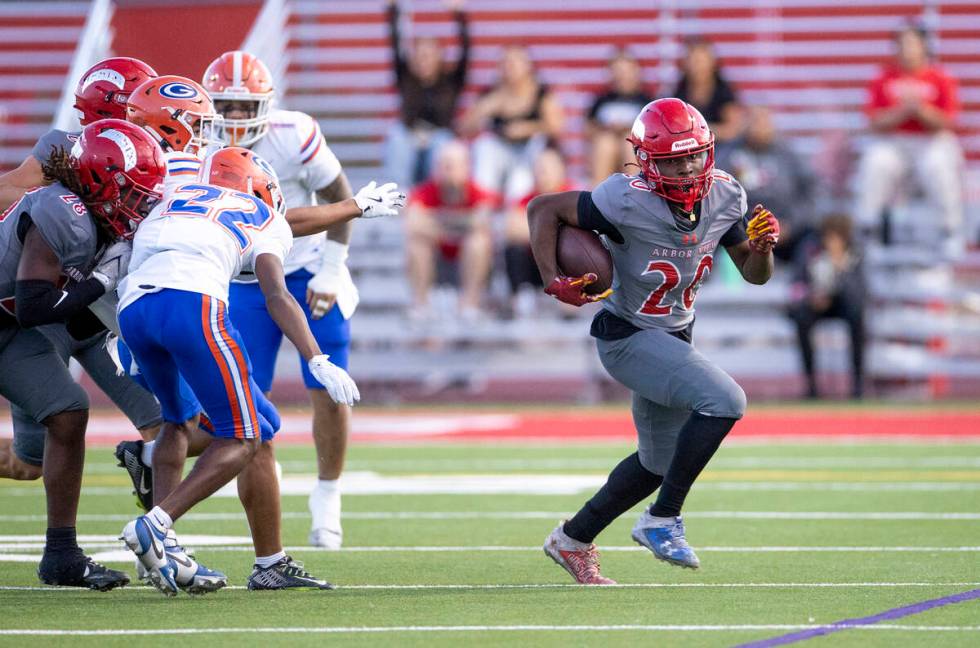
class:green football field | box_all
[1,412,979,647]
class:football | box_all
[557,225,613,295]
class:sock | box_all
[309,479,341,531]
[140,440,155,466]
[44,526,80,555]
[255,550,286,568]
[563,453,664,544]
[650,413,737,518]
[146,506,173,530]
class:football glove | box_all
[747,204,780,255]
[308,355,360,406]
[353,181,406,219]
[90,239,133,291]
[544,273,613,307]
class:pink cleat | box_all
[543,522,617,585]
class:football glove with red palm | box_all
[545,273,612,307]
[747,204,780,255]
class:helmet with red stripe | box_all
[202,51,274,147]
[626,98,715,211]
[74,57,158,126]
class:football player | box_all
[0,57,164,494]
[203,51,379,549]
[0,118,166,589]
[529,98,779,584]
[118,147,359,595]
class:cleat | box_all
[114,440,153,511]
[631,511,700,569]
[120,516,179,596]
[543,523,616,585]
[38,554,130,591]
[308,528,342,550]
[247,556,334,590]
[164,530,227,595]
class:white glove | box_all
[308,355,360,406]
[90,240,133,292]
[353,180,406,219]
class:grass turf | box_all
[1,435,979,647]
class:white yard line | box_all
[3,510,980,523]
[1,624,979,636]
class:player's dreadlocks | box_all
[40,146,86,198]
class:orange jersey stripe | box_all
[201,295,245,439]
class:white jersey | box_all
[162,150,204,191]
[119,182,293,311]
[250,108,342,275]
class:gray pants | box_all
[8,324,162,466]
[596,327,746,475]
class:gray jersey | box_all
[0,183,99,318]
[31,129,79,166]
[592,170,747,331]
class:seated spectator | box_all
[460,45,563,202]
[405,141,497,322]
[787,214,866,400]
[586,48,653,186]
[856,23,964,258]
[671,38,742,146]
[384,0,469,190]
[505,147,573,317]
[718,105,816,262]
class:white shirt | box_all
[250,108,343,275]
[119,182,293,311]
[162,150,204,192]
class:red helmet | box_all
[200,146,285,216]
[202,51,274,147]
[74,57,158,126]
[70,119,166,239]
[626,98,715,211]
[126,75,219,154]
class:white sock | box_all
[255,550,286,568]
[140,440,155,466]
[308,479,341,531]
[146,506,172,530]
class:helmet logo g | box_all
[159,82,199,100]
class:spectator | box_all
[787,214,866,400]
[671,38,742,146]
[405,141,497,322]
[856,24,963,258]
[718,105,816,262]
[505,147,573,317]
[384,0,469,190]
[460,45,563,202]
[586,48,654,186]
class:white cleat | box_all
[309,527,343,550]
[120,516,179,596]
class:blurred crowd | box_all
[383,1,968,399]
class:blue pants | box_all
[229,268,350,392]
[119,289,279,441]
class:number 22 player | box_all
[529,98,780,584]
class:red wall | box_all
[111,1,262,82]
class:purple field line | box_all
[733,588,980,648]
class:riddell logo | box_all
[671,138,698,151]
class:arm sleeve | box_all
[15,278,105,328]
[577,191,624,244]
[451,10,470,87]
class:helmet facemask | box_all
[635,140,715,212]
[212,96,271,147]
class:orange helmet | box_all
[126,75,219,155]
[202,51,274,147]
[200,147,285,216]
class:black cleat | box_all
[246,556,334,590]
[115,440,152,511]
[38,554,130,591]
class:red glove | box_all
[544,273,612,307]
[747,204,780,255]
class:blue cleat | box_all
[631,511,701,569]
[164,530,227,595]
[120,516,179,596]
